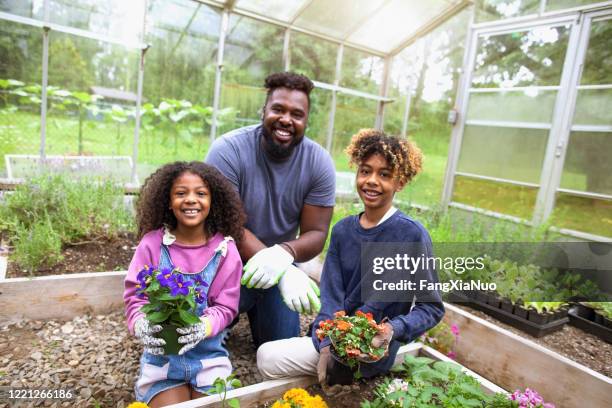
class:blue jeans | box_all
[239,285,300,347]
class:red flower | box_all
[334,311,346,318]
[346,348,361,357]
[336,320,353,331]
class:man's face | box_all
[261,87,309,159]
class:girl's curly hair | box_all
[345,128,423,186]
[136,161,246,242]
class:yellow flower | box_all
[271,401,291,408]
[126,403,149,408]
[305,395,328,408]
[284,388,311,405]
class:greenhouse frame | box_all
[0,0,611,242]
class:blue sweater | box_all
[312,210,444,375]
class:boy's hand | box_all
[317,346,332,384]
[134,317,165,356]
[278,265,321,313]
[242,245,294,289]
[372,322,394,349]
[177,317,212,355]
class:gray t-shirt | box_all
[205,125,336,247]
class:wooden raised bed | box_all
[164,342,506,408]
[1,274,610,408]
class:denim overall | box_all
[135,237,233,403]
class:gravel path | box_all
[0,312,314,408]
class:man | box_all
[205,72,335,346]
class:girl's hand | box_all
[177,317,212,355]
[134,317,165,355]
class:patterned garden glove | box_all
[242,245,294,289]
[177,317,212,355]
[134,317,165,356]
[278,265,321,314]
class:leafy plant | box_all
[522,302,566,314]
[0,174,134,273]
[420,322,460,359]
[211,374,241,408]
[315,310,387,375]
[583,302,612,320]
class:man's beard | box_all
[261,128,302,159]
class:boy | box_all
[257,129,444,385]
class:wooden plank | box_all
[0,256,7,280]
[444,303,612,408]
[0,271,126,324]
[166,343,424,408]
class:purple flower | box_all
[451,324,460,337]
[194,287,207,304]
[169,274,193,296]
[193,275,209,288]
[157,268,176,288]
[447,351,456,359]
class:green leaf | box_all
[227,399,240,408]
[147,309,172,323]
[178,308,201,325]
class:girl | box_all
[257,129,444,386]
[124,161,245,407]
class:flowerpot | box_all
[514,305,529,320]
[486,293,501,308]
[158,324,181,355]
[328,347,356,386]
[475,291,489,303]
[500,299,514,313]
[552,308,568,321]
[594,311,604,325]
[528,310,550,325]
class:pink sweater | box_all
[123,229,242,336]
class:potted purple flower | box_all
[135,265,208,354]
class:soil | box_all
[5,234,136,278]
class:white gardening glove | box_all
[134,317,165,356]
[176,317,211,355]
[278,265,321,314]
[242,244,294,289]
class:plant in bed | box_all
[419,321,460,359]
[316,311,387,377]
[271,388,327,408]
[136,265,208,354]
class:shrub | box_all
[1,173,134,272]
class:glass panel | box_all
[472,25,570,88]
[48,0,145,43]
[306,87,332,148]
[560,132,612,195]
[452,175,537,219]
[340,47,383,93]
[332,94,377,168]
[218,82,264,136]
[552,193,612,237]
[385,6,471,206]
[349,0,451,53]
[294,0,385,39]
[546,0,603,12]
[224,14,284,87]
[0,0,44,19]
[466,90,557,123]
[475,0,540,23]
[145,0,219,103]
[235,0,304,22]
[290,31,337,84]
[457,125,548,183]
[573,89,612,126]
[0,19,43,173]
[46,32,138,158]
[581,19,612,86]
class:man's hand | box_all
[278,265,321,313]
[317,346,332,384]
[242,245,294,289]
[177,317,211,355]
[372,322,394,350]
[134,317,165,356]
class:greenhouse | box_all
[0,1,611,408]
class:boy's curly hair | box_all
[136,161,246,242]
[345,129,423,186]
[264,71,314,106]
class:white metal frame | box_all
[444,4,612,241]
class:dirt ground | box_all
[5,234,136,278]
